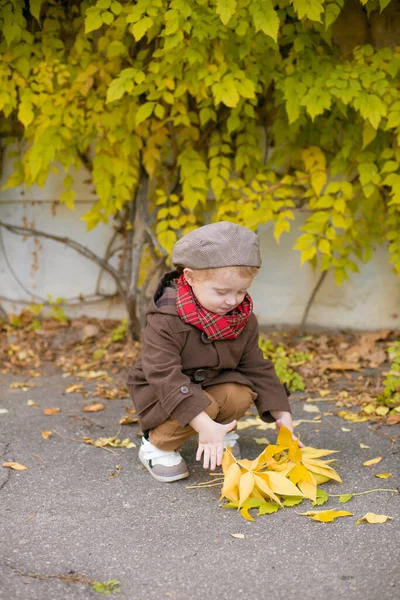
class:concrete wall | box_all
[1,158,399,330]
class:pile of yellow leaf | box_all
[220,425,341,521]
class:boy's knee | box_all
[223,383,256,414]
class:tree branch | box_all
[0,221,128,307]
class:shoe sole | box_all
[139,453,189,483]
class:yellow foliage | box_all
[220,426,341,519]
[355,513,392,525]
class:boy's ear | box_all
[183,268,195,285]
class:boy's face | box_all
[184,268,254,315]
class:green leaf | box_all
[131,17,153,41]
[18,100,34,128]
[354,93,387,130]
[282,496,304,507]
[102,11,114,25]
[257,502,280,515]
[292,0,324,22]
[216,0,237,25]
[324,1,342,29]
[110,2,122,15]
[60,188,76,210]
[106,78,128,103]
[362,122,377,149]
[91,579,120,595]
[318,239,331,255]
[136,102,156,126]
[251,0,280,42]
[379,0,391,11]
[30,0,43,21]
[338,493,354,504]
[3,22,21,47]
[312,489,330,506]
[85,8,103,34]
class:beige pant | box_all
[149,383,257,451]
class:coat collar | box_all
[146,270,180,317]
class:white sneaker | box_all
[223,431,241,459]
[138,436,189,483]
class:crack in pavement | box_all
[0,441,12,491]
[4,561,121,595]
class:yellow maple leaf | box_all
[375,473,392,479]
[355,513,392,525]
[299,510,353,522]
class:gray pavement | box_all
[0,367,399,600]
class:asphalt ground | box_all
[0,366,399,600]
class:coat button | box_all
[193,369,206,383]
[180,386,189,394]
[201,332,213,344]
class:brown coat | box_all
[126,271,292,432]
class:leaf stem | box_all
[329,488,398,497]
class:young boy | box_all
[127,221,301,483]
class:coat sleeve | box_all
[140,314,211,427]
[236,317,292,422]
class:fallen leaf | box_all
[386,414,400,426]
[362,403,376,415]
[303,404,320,413]
[375,406,390,416]
[375,473,392,479]
[83,436,136,449]
[110,465,122,478]
[27,400,39,407]
[312,489,330,506]
[363,456,383,467]
[282,496,304,507]
[299,509,353,523]
[9,382,34,390]
[77,370,110,380]
[359,443,370,449]
[322,361,361,372]
[125,408,137,414]
[92,348,106,361]
[0,408,9,415]
[341,427,351,432]
[43,407,61,415]
[240,506,255,521]
[338,494,354,503]
[2,461,28,471]
[338,411,369,423]
[82,402,105,413]
[65,384,84,394]
[253,437,270,445]
[355,513,392,525]
[41,430,52,440]
[230,533,245,539]
[318,390,332,397]
[119,415,139,425]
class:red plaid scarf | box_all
[175,274,253,341]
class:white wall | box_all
[1,159,399,330]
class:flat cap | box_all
[171,221,261,269]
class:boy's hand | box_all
[190,412,237,470]
[271,410,305,448]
